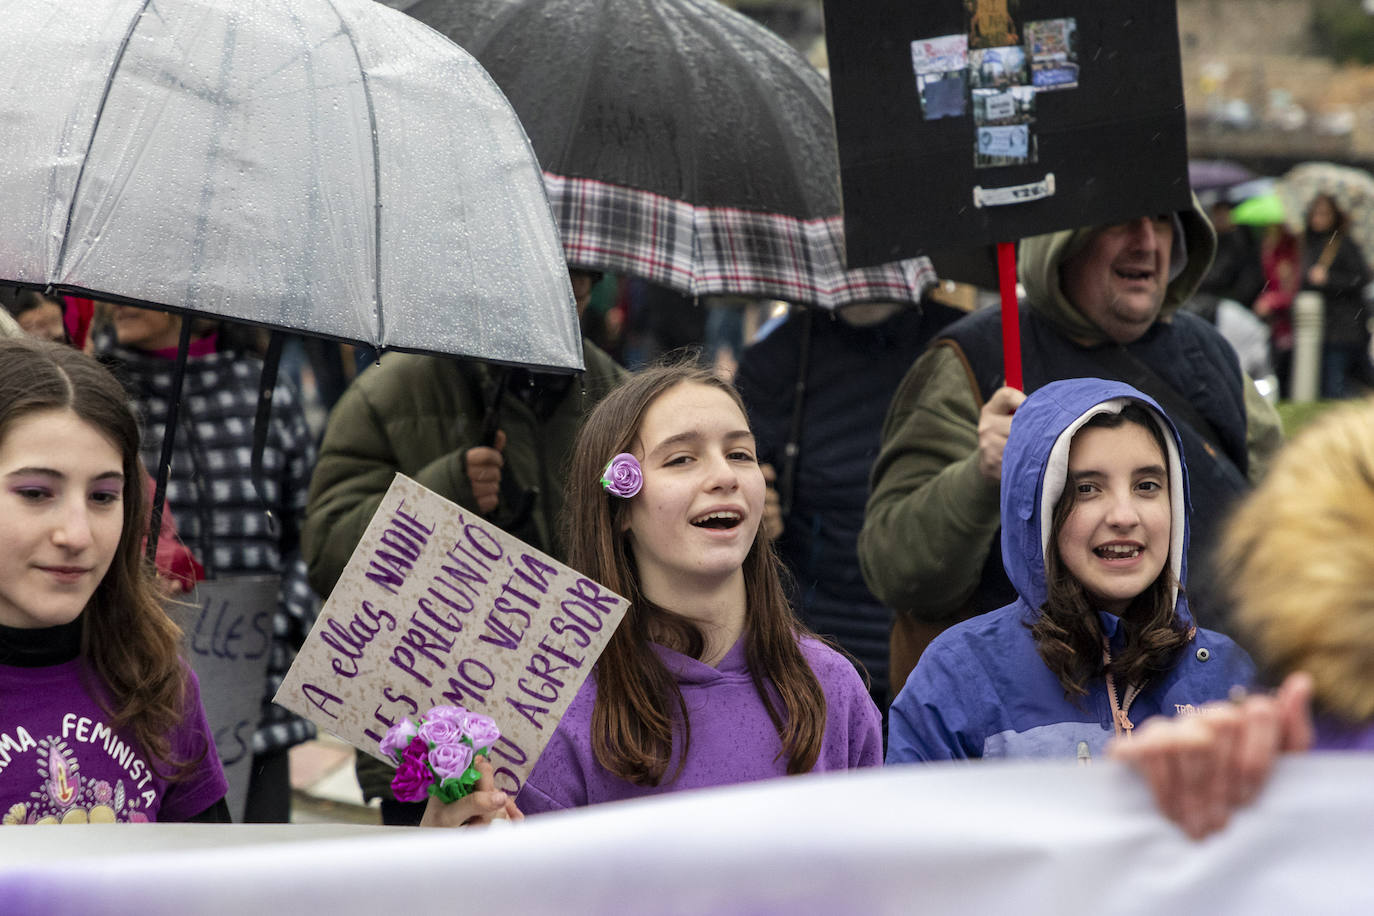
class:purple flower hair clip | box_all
[601,452,643,498]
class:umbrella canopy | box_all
[1188,159,1256,194]
[1230,192,1286,227]
[0,0,583,371]
[1276,161,1374,272]
[387,0,934,309]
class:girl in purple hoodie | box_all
[515,362,883,814]
[424,362,881,827]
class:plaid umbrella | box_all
[388,0,934,308]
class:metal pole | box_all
[1291,291,1324,403]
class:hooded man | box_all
[860,202,1283,696]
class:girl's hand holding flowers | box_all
[381,704,524,827]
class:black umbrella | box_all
[386,0,934,309]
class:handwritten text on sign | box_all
[274,475,628,794]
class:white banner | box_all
[3,755,1372,914]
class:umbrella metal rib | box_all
[325,0,388,348]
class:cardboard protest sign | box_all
[823,0,1192,268]
[177,575,277,823]
[274,475,628,795]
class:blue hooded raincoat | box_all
[887,378,1254,762]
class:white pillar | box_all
[1291,290,1324,403]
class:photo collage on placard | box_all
[910,1,1080,169]
[912,33,969,121]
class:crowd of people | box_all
[1206,189,1374,400]
[2,189,1372,846]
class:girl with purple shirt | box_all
[422,362,882,827]
[0,338,227,824]
[1112,395,1374,838]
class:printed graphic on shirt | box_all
[0,717,161,824]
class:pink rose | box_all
[458,712,501,750]
[417,717,462,748]
[428,741,474,780]
[379,718,419,760]
[391,752,432,803]
[423,705,468,726]
[600,453,643,498]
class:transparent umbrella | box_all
[1276,162,1374,273]
[0,0,582,372]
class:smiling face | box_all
[1060,216,1174,344]
[0,409,125,629]
[1054,420,1171,615]
[622,381,765,602]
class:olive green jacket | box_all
[858,205,1284,626]
[304,341,626,600]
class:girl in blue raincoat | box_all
[887,378,1254,763]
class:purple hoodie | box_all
[516,637,881,813]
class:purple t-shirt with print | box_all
[0,659,226,824]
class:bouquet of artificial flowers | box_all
[380,705,502,804]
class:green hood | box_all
[1017,195,1217,345]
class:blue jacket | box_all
[887,379,1254,762]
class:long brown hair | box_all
[1030,405,1190,698]
[562,361,826,785]
[0,337,202,776]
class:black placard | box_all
[823,1,1191,269]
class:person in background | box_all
[860,204,1281,698]
[5,289,70,344]
[1299,194,1371,399]
[1113,395,1374,838]
[887,378,1252,763]
[304,269,626,825]
[734,297,962,713]
[0,338,228,823]
[97,304,318,823]
[1252,223,1302,397]
[1197,197,1264,310]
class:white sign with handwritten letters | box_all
[275,475,628,794]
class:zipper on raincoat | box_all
[1102,639,1143,740]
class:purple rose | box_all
[417,717,463,748]
[458,712,501,750]
[601,452,643,498]
[379,718,419,760]
[423,705,468,726]
[391,753,432,803]
[427,741,475,781]
[401,735,429,763]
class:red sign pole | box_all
[997,241,1023,391]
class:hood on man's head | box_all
[998,378,1190,620]
[1016,193,1217,345]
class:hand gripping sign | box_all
[275,475,628,795]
